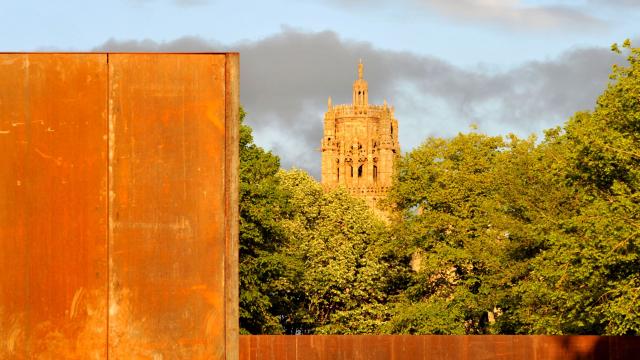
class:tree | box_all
[238,112,402,334]
[510,40,640,335]
[384,132,513,334]
[238,108,298,334]
[277,169,402,334]
[383,42,640,335]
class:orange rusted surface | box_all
[240,335,640,360]
[0,54,109,359]
[1,53,239,359]
[108,53,228,359]
[225,53,241,360]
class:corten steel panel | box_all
[389,335,424,360]
[108,53,235,359]
[243,335,297,360]
[1,52,239,359]
[225,52,241,360]
[0,54,109,358]
[239,335,640,360]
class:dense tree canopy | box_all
[239,111,401,334]
[277,169,401,334]
[239,41,640,335]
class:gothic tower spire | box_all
[352,59,368,107]
[321,61,400,211]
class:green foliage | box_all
[386,133,520,334]
[239,107,298,334]
[384,41,640,335]
[510,40,640,335]
[277,170,401,334]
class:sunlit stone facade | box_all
[320,61,400,208]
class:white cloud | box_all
[328,0,606,31]
[423,0,605,30]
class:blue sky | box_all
[2,0,639,176]
[4,0,637,63]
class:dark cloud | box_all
[326,0,606,31]
[97,36,220,51]
[95,28,624,178]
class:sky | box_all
[2,0,639,177]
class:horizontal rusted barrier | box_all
[240,335,640,360]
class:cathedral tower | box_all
[321,60,400,208]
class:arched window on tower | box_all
[358,165,363,178]
[373,165,378,182]
[337,167,340,182]
[350,165,354,178]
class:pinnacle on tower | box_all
[353,60,368,107]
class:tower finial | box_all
[328,96,332,110]
[358,59,363,80]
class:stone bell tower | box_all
[321,60,400,208]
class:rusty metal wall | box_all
[108,53,229,359]
[0,53,239,359]
[240,335,640,360]
[0,54,109,359]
